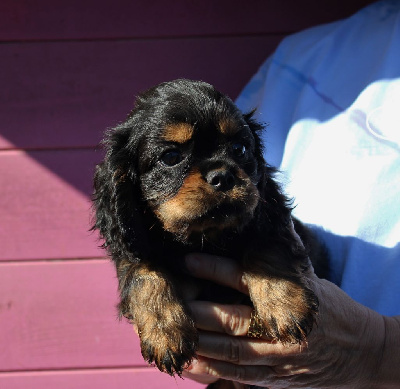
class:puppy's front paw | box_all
[138,312,198,375]
[250,277,318,344]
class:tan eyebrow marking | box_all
[219,118,239,136]
[162,123,194,144]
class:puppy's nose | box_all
[206,169,235,192]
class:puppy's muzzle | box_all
[153,160,259,241]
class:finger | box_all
[185,253,249,294]
[181,371,218,385]
[185,356,276,387]
[182,359,219,385]
[197,331,305,366]
[189,301,254,336]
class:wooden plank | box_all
[0,260,145,371]
[0,368,204,389]
[0,35,281,150]
[0,0,374,42]
[0,149,103,261]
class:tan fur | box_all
[162,123,194,144]
[246,273,312,341]
[120,261,197,374]
[219,118,239,136]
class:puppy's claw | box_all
[140,330,198,376]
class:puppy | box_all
[92,79,319,383]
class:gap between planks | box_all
[0,365,152,376]
[0,31,284,45]
[0,257,108,265]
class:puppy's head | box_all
[95,79,267,249]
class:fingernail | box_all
[184,357,198,371]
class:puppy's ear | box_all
[243,109,292,233]
[242,110,311,292]
[92,125,149,264]
[243,109,269,193]
[243,109,266,175]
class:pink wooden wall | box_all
[0,1,373,387]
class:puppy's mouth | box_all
[154,168,259,242]
[188,201,250,228]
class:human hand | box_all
[182,253,393,388]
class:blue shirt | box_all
[236,0,400,316]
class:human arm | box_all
[183,253,400,388]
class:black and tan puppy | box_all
[92,79,319,381]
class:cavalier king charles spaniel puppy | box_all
[92,79,322,383]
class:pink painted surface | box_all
[0,260,142,371]
[0,260,205,387]
[0,1,371,387]
[0,0,374,41]
[0,148,103,261]
[0,36,281,150]
[0,368,205,389]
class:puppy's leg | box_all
[243,247,318,344]
[117,260,198,375]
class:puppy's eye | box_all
[232,142,246,158]
[160,150,183,166]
